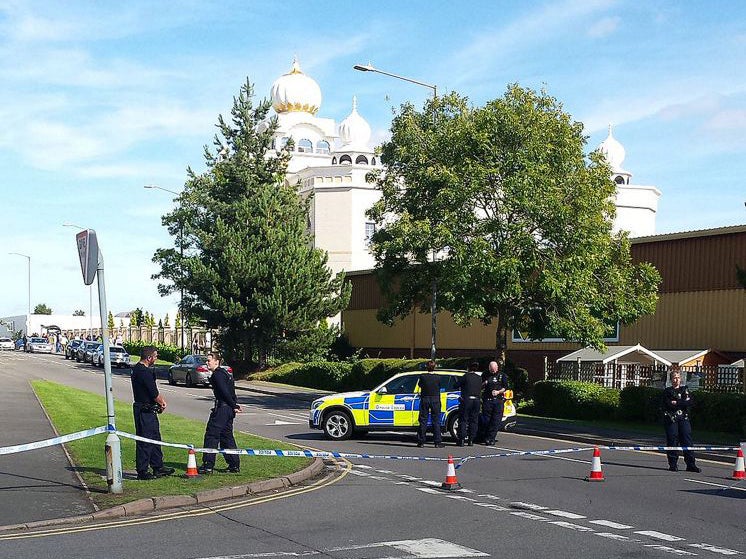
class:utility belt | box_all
[664,409,688,423]
[213,401,234,409]
[134,402,163,414]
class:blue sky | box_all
[1,0,745,321]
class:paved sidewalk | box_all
[0,375,95,527]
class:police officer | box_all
[199,352,242,474]
[131,346,175,480]
[417,360,445,448]
[481,360,508,446]
[663,370,701,473]
[457,361,483,446]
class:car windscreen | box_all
[30,338,46,343]
[0,338,11,342]
[109,347,126,353]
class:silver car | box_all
[27,337,53,353]
[0,337,14,351]
[168,355,232,387]
[93,345,130,368]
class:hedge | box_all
[122,340,184,364]
[533,380,620,421]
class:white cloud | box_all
[587,16,620,38]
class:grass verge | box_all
[32,380,311,509]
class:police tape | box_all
[0,425,109,455]
[1,426,741,468]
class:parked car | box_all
[84,343,102,363]
[27,337,53,354]
[93,345,130,368]
[0,337,14,351]
[309,369,518,441]
[168,355,232,387]
[65,339,83,360]
[75,341,100,362]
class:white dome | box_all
[339,97,371,148]
[271,57,322,115]
[598,124,626,172]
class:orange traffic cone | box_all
[441,455,461,490]
[585,447,605,482]
[185,448,200,478]
[732,448,745,480]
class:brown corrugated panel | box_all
[632,229,746,293]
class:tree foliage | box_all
[367,85,660,357]
[73,309,85,316]
[33,303,52,315]
[153,79,350,370]
[107,311,115,331]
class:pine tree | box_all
[153,79,350,369]
[107,311,114,331]
[164,314,170,327]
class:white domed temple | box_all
[598,125,661,237]
[261,59,661,280]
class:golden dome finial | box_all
[289,55,302,75]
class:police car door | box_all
[368,374,419,427]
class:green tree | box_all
[163,313,170,327]
[73,309,85,316]
[153,78,350,369]
[107,311,114,331]
[130,308,144,327]
[33,303,52,315]
[368,86,660,359]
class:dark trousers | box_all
[133,404,164,475]
[664,417,696,468]
[202,406,240,469]
[458,398,480,442]
[482,399,504,443]
[418,396,442,444]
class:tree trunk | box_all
[494,310,507,366]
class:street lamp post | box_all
[63,224,94,337]
[144,185,185,353]
[353,62,439,360]
[9,252,31,334]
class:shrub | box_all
[619,386,662,422]
[533,380,619,420]
[123,340,184,363]
[690,391,746,436]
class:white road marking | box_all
[643,544,696,555]
[353,464,373,469]
[546,510,586,519]
[688,543,742,555]
[474,503,509,511]
[595,533,633,542]
[635,531,685,542]
[510,511,549,521]
[477,494,503,501]
[684,478,746,492]
[590,520,634,529]
[194,538,489,558]
[510,501,548,511]
[417,487,442,494]
[550,521,595,532]
[267,412,307,421]
[444,494,475,502]
[268,420,302,426]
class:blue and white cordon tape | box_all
[0,425,740,470]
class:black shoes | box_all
[467,440,474,447]
[686,466,701,473]
[456,441,464,447]
[154,466,175,477]
[434,443,445,448]
[416,442,424,448]
[137,472,156,480]
[197,465,214,475]
[226,467,241,473]
[484,440,496,446]
[669,465,678,472]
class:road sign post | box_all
[75,229,123,494]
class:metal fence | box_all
[545,361,745,393]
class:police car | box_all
[309,369,517,441]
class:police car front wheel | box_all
[323,410,353,441]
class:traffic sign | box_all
[76,229,99,285]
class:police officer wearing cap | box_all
[457,361,483,446]
[417,360,445,448]
[481,360,508,446]
[131,345,175,480]
[663,370,701,473]
[199,352,241,474]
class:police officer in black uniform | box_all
[457,362,483,446]
[417,360,445,448]
[663,370,701,472]
[481,360,508,446]
[131,346,175,480]
[199,352,242,474]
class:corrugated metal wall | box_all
[343,228,746,358]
